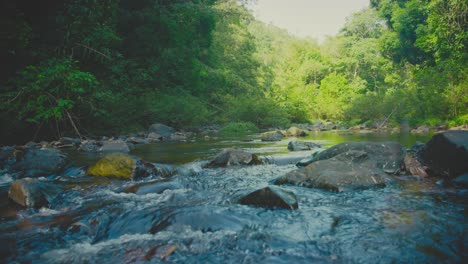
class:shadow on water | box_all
[1,130,466,263]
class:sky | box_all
[248,0,369,42]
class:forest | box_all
[1,0,467,144]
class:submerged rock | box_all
[239,186,298,210]
[11,148,68,177]
[299,141,406,175]
[287,141,321,151]
[420,130,468,178]
[275,151,387,192]
[124,181,180,195]
[204,148,262,168]
[260,131,284,142]
[8,178,61,208]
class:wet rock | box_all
[421,130,468,178]
[287,141,321,151]
[11,148,68,177]
[124,181,180,195]
[87,153,176,179]
[100,139,130,153]
[88,153,135,179]
[78,140,101,152]
[148,123,175,140]
[286,127,308,137]
[404,154,428,177]
[8,178,61,208]
[262,152,318,166]
[261,131,284,142]
[298,141,406,175]
[275,152,387,192]
[204,148,262,168]
[453,173,468,188]
[239,186,298,210]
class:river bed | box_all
[0,131,466,263]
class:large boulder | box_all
[298,142,406,175]
[275,151,387,192]
[11,148,68,177]
[239,186,298,210]
[260,131,284,142]
[8,178,61,208]
[87,153,176,179]
[148,123,175,140]
[420,130,468,179]
[87,153,135,179]
[287,141,321,151]
[204,148,262,168]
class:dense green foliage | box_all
[0,0,466,143]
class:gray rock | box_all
[147,132,163,142]
[275,151,387,192]
[100,139,130,153]
[299,141,406,175]
[124,181,180,195]
[239,186,298,210]
[149,123,175,140]
[287,141,321,151]
[421,130,468,178]
[78,140,101,152]
[204,148,262,168]
[12,148,68,177]
[126,137,149,145]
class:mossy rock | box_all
[87,153,136,179]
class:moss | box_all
[87,153,136,179]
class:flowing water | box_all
[1,131,467,263]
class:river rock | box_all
[100,139,130,153]
[299,141,406,175]
[204,148,262,168]
[124,181,180,195]
[286,127,308,137]
[87,153,135,179]
[404,154,428,177]
[8,178,61,208]
[78,140,101,152]
[147,132,163,142]
[11,148,68,177]
[261,131,284,142]
[420,130,468,178]
[239,186,298,210]
[149,123,175,140]
[287,141,321,151]
[0,146,16,169]
[275,151,387,192]
[87,153,176,179]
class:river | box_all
[0,130,466,263]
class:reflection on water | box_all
[1,130,465,263]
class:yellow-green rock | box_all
[87,153,136,179]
